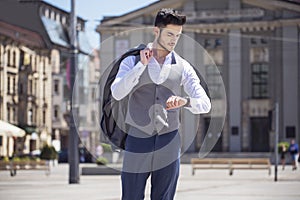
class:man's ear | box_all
[153,27,160,38]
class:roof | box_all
[41,16,69,48]
[0,20,45,48]
[41,15,92,54]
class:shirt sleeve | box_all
[111,55,147,100]
[181,61,211,114]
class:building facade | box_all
[0,20,52,157]
[97,0,300,153]
[0,0,99,158]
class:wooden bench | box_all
[191,158,271,176]
[0,160,50,176]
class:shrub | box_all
[2,156,9,162]
[96,156,108,165]
[101,143,112,153]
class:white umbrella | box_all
[0,120,26,137]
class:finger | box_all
[166,96,176,108]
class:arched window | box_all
[45,8,49,18]
[56,13,60,22]
[62,16,66,24]
[50,11,55,20]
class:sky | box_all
[43,0,158,49]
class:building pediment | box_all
[98,0,185,28]
[98,0,300,32]
[98,0,300,35]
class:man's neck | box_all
[152,41,170,64]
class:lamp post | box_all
[274,102,279,182]
[69,0,80,184]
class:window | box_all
[56,13,60,22]
[19,83,23,94]
[7,106,10,122]
[28,109,33,125]
[7,49,11,66]
[43,58,47,75]
[54,105,59,119]
[91,88,96,101]
[231,126,239,135]
[0,45,2,64]
[43,110,46,124]
[62,16,66,24]
[12,51,16,67]
[51,11,55,20]
[91,111,95,122]
[43,82,46,99]
[45,8,49,18]
[206,65,223,99]
[12,77,16,94]
[251,63,268,98]
[250,47,269,99]
[204,48,224,99]
[28,78,33,95]
[286,126,296,138]
[54,79,59,94]
[7,76,10,94]
[115,39,129,58]
[12,107,16,123]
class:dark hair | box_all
[154,8,186,28]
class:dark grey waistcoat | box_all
[125,53,185,136]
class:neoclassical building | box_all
[97,0,300,153]
[0,20,52,156]
[0,0,100,158]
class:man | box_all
[288,139,299,170]
[111,8,211,200]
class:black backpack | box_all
[99,44,210,150]
[99,44,146,150]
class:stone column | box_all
[282,25,299,140]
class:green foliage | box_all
[278,141,289,153]
[12,157,21,162]
[2,156,9,162]
[101,143,112,152]
[22,156,31,161]
[96,156,108,165]
[40,145,58,160]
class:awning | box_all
[0,120,26,137]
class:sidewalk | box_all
[0,163,299,200]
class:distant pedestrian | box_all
[279,143,287,170]
[288,139,299,170]
[96,144,103,158]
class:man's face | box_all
[155,24,182,52]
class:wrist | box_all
[185,97,191,107]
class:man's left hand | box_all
[166,96,188,110]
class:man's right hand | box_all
[140,48,153,66]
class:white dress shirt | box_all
[111,44,211,114]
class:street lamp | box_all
[68,0,80,184]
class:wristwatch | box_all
[185,97,191,107]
